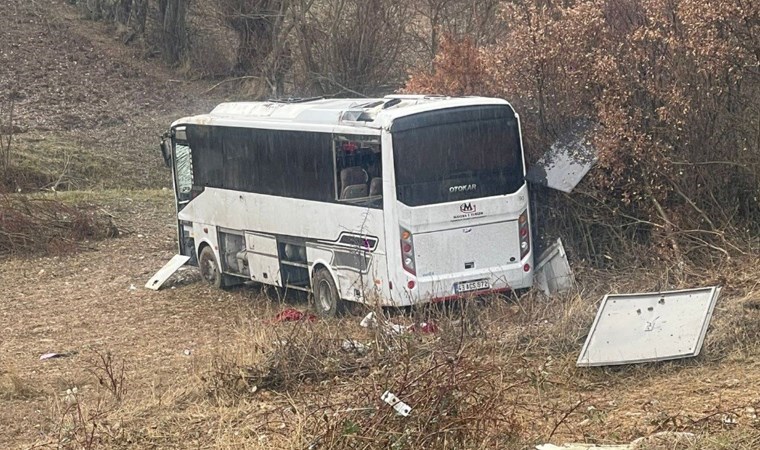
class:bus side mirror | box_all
[160,135,172,168]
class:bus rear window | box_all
[392,105,524,207]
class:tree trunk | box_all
[129,0,147,34]
[114,0,132,25]
[158,0,190,64]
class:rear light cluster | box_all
[400,227,416,275]
[519,210,530,259]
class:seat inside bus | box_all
[340,167,369,199]
[369,177,382,196]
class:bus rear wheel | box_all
[199,246,223,289]
[311,268,342,317]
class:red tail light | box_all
[400,227,416,275]
[519,211,530,259]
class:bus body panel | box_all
[177,187,392,304]
[385,186,533,304]
[380,102,533,304]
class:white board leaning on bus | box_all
[160,95,533,316]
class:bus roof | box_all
[171,95,512,133]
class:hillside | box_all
[1,1,759,449]
[0,0,219,192]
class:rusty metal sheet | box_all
[577,287,721,367]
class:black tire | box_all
[199,246,223,289]
[311,268,342,317]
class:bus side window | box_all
[175,143,193,202]
[334,136,382,206]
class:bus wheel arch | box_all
[310,264,342,317]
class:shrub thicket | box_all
[407,0,760,266]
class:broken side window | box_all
[175,143,193,202]
[334,135,382,208]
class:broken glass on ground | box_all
[577,286,721,367]
[534,238,575,296]
[526,122,597,193]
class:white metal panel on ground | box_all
[145,255,191,290]
[577,286,721,367]
[535,238,574,296]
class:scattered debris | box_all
[145,254,191,291]
[360,312,438,334]
[408,321,438,333]
[341,339,368,355]
[534,238,575,296]
[359,311,376,328]
[526,122,598,193]
[40,351,77,361]
[359,311,405,334]
[577,286,721,367]
[381,390,412,417]
[128,284,137,291]
[271,308,317,323]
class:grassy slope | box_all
[0,1,220,192]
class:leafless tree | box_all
[158,0,191,64]
[293,0,412,96]
[0,83,18,176]
[408,0,505,66]
[217,0,289,76]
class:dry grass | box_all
[36,281,757,449]
[0,370,38,400]
[0,191,758,449]
[0,194,118,257]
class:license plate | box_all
[455,279,490,294]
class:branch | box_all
[203,75,264,94]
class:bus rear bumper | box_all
[397,262,533,306]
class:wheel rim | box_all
[317,279,332,311]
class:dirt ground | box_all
[0,190,255,447]
[1,190,759,449]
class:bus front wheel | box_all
[199,246,223,289]
[311,268,342,317]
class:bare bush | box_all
[0,195,118,257]
[208,308,523,448]
[53,387,109,450]
[86,351,128,403]
[0,81,18,177]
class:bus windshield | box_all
[391,105,525,207]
